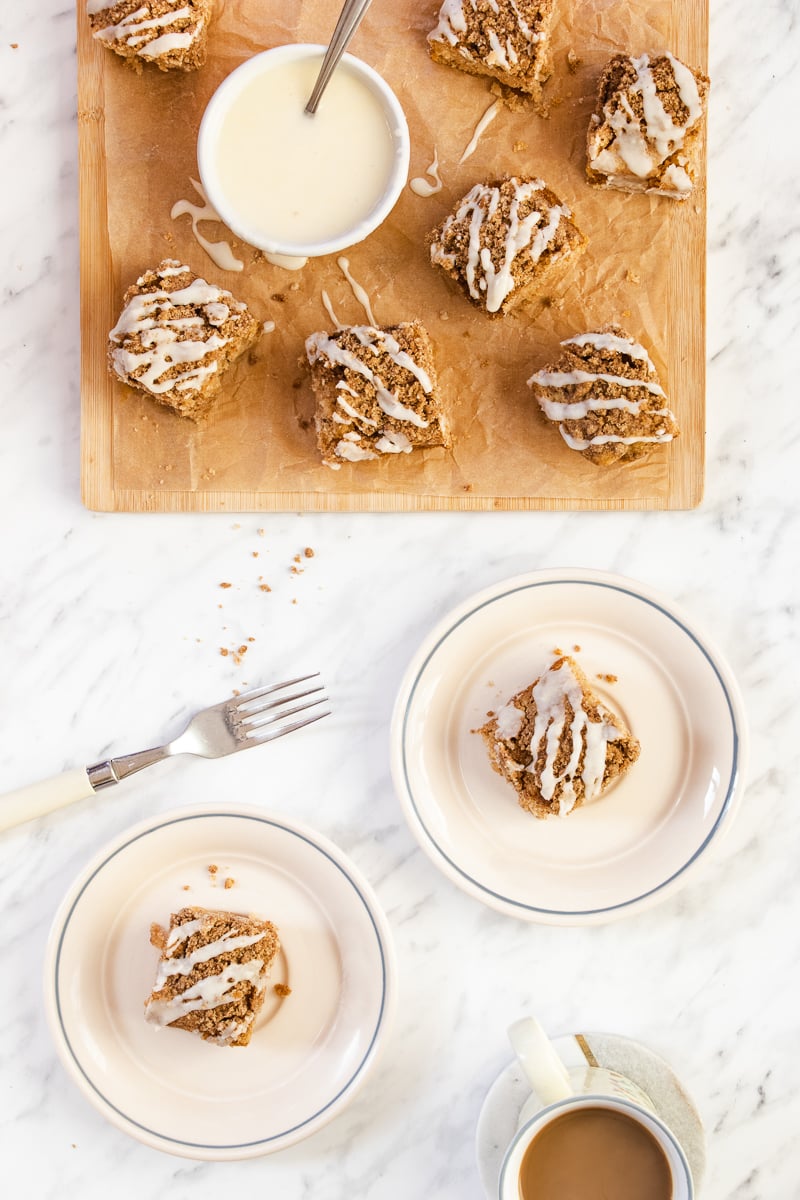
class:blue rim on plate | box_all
[45,807,395,1156]
[392,570,748,923]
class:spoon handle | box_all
[305,0,375,114]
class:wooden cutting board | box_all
[78,0,707,512]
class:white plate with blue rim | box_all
[44,805,396,1160]
[390,569,747,924]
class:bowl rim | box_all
[197,43,411,259]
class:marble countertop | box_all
[1,1,798,1197]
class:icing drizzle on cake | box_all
[87,1,206,61]
[109,262,247,397]
[588,53,704,185]
[430,178,570,314]
[528,329,679,455]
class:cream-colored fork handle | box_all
[0,768,95,833]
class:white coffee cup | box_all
[500,1017,694,1199]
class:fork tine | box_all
[232,674,320,708]
[239,697,328,734]
[235,685,326,724]
[245,708,331,744]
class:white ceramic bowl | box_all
[197,43,410,259]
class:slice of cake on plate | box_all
[429,176,586,316]
[427,0,556,105]
[108,259,260,420]
[586,52,710,199]
[527,325,679,465]
[477,656,640,818]
[305,322,450,468]
[144,906,280,1046]
[87,0,213,73]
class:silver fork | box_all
[0,674,330,833]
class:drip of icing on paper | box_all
[170,179,244,273]
[337,257,377,327]
[321,290,343,330]
[265,252,308,271]
[459,99,502,165]
[410,148,443,197]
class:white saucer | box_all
[44,806,396,1160]
[391,570,747,924]
[476,1032,706,1198]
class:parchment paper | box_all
[98,0,706,506]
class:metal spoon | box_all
[305,0,375,115]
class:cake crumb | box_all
[252,551,259,558]
[566,49,581,73]
[573,644,581,652]
[182,884,191,891]
[150,922,168,950]
[304,547,314,558]
[291,598,298,605]
[257,528,265,537]
[512,140,527,152]
[274,983,292,997]
[208,864,218,876]
[220,647,229,657]
[597,673,618,683]
[220,582,232,589]
[553,646,563,656]
[260,584,272,592]
[224,877,235,889]
[626,269,641,284]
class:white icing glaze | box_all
[265,253,308,271]
[262,320,276,334]
[560,427,675,450]
[145,958,266,1026]
[109,264,243,396]
[375,430,412,454]
[523,659,623,816]
[428,0,467,46]
[495,701,524,740]
[459,98,502,165]
[335,433,377,462]
[170,179,244,273]
[529,369,665,397]
[156,930,268,983]
[321,290,344,330]
[561,331,656,369]
[337,257,378,327]
[140,30,193,57]
[410,148,443,198]
[335,384,378,428]
[432,178,567,314]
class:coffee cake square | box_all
[586,52,710,199]
[144,907,280,1047]
[428,0,555,104]
[477,656,640,818]
[108,259,260,420]
[305,322,450,468]
[87,0,213,73]
[429,176,586,316]
[527,325,679,465]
